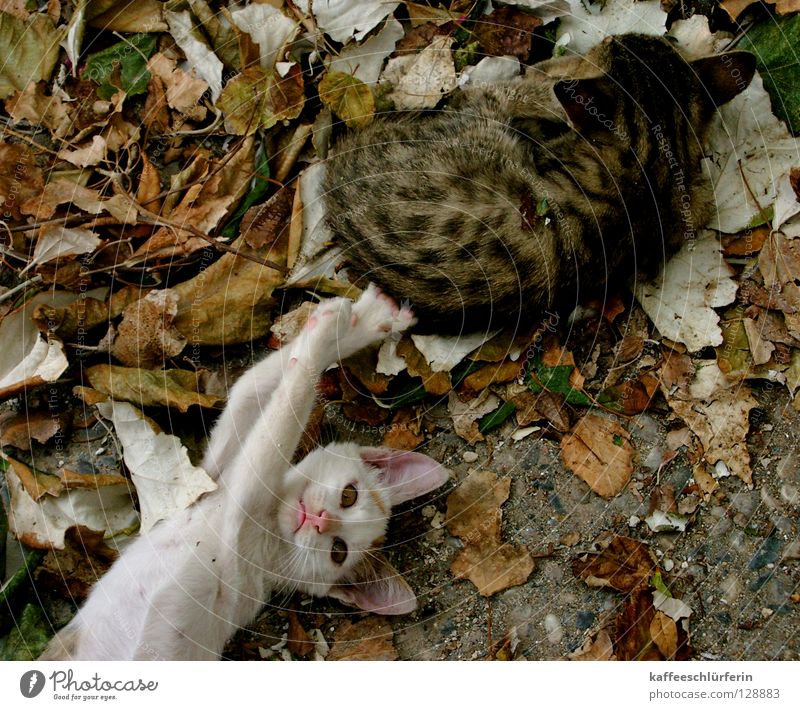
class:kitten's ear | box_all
[553,77,616,133]
[360,448,450,506]
[328,553,417,615]
[691,52,755,107]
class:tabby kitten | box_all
[324,34,755,332]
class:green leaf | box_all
[220,144,271,239]
[536,197,549,216]
[0,604,52,660]
[454,41,479,72]
[651,571,671,598]
[740,13,800,133]
[319,71,375,129]
[217,64,305,135]
[527,359,592,406]
[82,33,158,100]
[478,400,517,434]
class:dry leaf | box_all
[447,389,500,444]
[0,410,61,450]
[0,142,43,219]
[614,587,691,661]
[572,535,657,593]
[462,360,523,392]
[667,386,758,486]
[3,456,137,549]
[636,231,737,352]
[396,338,452,395]
[650,611,678,659]
[560,414,635,498]
[446,470,534,596]
[111,289,187,368]
[326,617,397,661]
[96,401,217,533]
[287,610,314,659]
[85,365,224,411]
[382,409,424,450]
[385,36,457,110]
[568,630,616,661]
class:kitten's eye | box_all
[331,538,348,565]
[340,484,358,508]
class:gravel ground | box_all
[224,377,800,661]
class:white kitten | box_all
[41,286,449,660]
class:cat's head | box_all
[534,34,755,138]
[279,442,449,614]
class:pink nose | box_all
[307,510,331,534]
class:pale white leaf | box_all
[496,0,571,25]
[57,134,106,167]
[230,3,299,70]
[96,401,217,533]
[165,9,224,102]
[376,337,407,376]
[411,330,498,373]
[29,226,101,270]
[635,231,737,351]
[460,56,521,87]
[328,16,403,85]
[294,0,400,44]
[556,0,667,54]
[286,162,337,284]
[386,36,457,111]
[645,510,689,533]
[5,466,138,549]
[653,590,693,621]
[704,73,800,233]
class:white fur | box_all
[41,286,448,660]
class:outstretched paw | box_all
[291,297,354,366]
[341,284,416,357]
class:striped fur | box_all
[324,35,754,332]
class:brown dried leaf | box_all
[614,588,691,661]
[0,411,61,450]
[572,535,657,593]
[462,360,523,393]
[32,285,145,340]
[568,630,616,661]
[134,138,255,263]
[395,338,451,395]
[287,610,314,659]
[560,414,634,499]
[342,349,392,396]
[614,587,663,661]
[382,409,424,450]
[0,142,43,219]
[447,389,500,444]
[327,617,397,661]
[446,470,534,596]
[4,80,73,137]
[242,186,294,250]
[473,6,541,60]
[85,365,224,412]
[111,289,187,368]
[667,386,758,486]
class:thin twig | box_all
[0,274,43,305]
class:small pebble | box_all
[719,575,742,605]
[628,515,640,528]
[544,614,563,644]
[761,608,774,619]
[664,559,674,572]
[575,611,596,631]
[462,451,478,463]
[421,505,435,519]
[780,484,799,507]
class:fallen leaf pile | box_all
[571,535,692,661]
[0,0,799,660]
